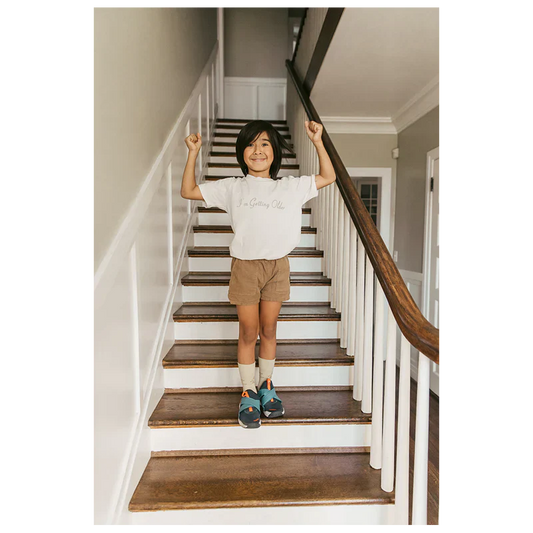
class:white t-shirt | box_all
[198,173,318,260]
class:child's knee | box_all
[259,324,277,340]
[239,326,259,344]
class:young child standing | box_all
[181,119,335,429]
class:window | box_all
[355,179,380,230]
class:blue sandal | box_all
[258,378,285,418]
[238,389,261,429]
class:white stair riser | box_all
[194,232,315,247]
[130,503,394,525]
[215,127,290,135]
[207,167,298,177]
[182,284,330,303]
[174,320,339,341]
[198,211,311,226]
[151,424,371,452]
[164,364,353,388]
[188,256,323,272]
[213,136,291,144]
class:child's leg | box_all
[236,303,260,392]
[258,300,283,387]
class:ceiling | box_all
[311,8,439,132]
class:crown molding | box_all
[392,75,439,133]
[320,75,439,135]
[321,116,397,134]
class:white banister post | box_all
[370,281,385,469]
[347,222,357,358]
[412,353,430,525]
[322,187,331,277]
[336,191,344,314]
[331,188,338,307]
[381,306,397,492]
[354,232,365,401]
[395,333,412,525]
[341,205,350,348]
[362,254,374,413]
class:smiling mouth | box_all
[252,158,266,162]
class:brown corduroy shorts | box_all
[228,255,291,306]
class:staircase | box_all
[127,118,396,525]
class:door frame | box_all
[345,167,394,253]
[422,147,439,320]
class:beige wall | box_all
[224,8,289,78]
[94,8,217,271]
[395,106,439,272]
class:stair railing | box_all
[285,58,439,525]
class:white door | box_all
[423,148,439,395]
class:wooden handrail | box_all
[286,59,439,364]
[291,8,308,66]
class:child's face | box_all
[243,132,274,176]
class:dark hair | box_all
[235,120,295,180]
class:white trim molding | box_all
[321,76,439,135]
[94,40,222,525]
[224,77,287,120]
[321,116,397,135]
[392,75,439,133]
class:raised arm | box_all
[304,120,336,190]
[181,133,205,201]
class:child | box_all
[181,119,335,429]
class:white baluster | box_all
[370,281,385,469]
[325,184,331,279]
[336,191,344,313]
[331,188,338,307]
[323,184,329,275]
[395,333,411,524]
[347,223,357,358]
[381,306,397,492]
[362,254,374,413]
[412,353,430,524]
[354,232,365,401]
[341,205,351,348]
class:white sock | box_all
[258,357,276,388]
[238,362,257,393]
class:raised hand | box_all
[184,132,202,154]
[304,120,323,144]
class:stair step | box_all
[217,118,287,125]
[164,339,351,368]
[149,387,370,428]
[215,124,289,131]
[128,448,394,512]
[193,224,316,234]
[187,246,323,258]
[198,206,311,214]
[181,271,330,287]
[215,132,291,139]
[173,302,340,322]
[212,141,294,149]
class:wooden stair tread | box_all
[193,224,316,234]
[173,302,340,321]
[164,339,353,367]
[215,131,291,137]
[181,271,330,286]
[217,118,287,124]
[149,387,370,428]
[188,246,323,257]
[198,206,310,213]
[128,448,393,511]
